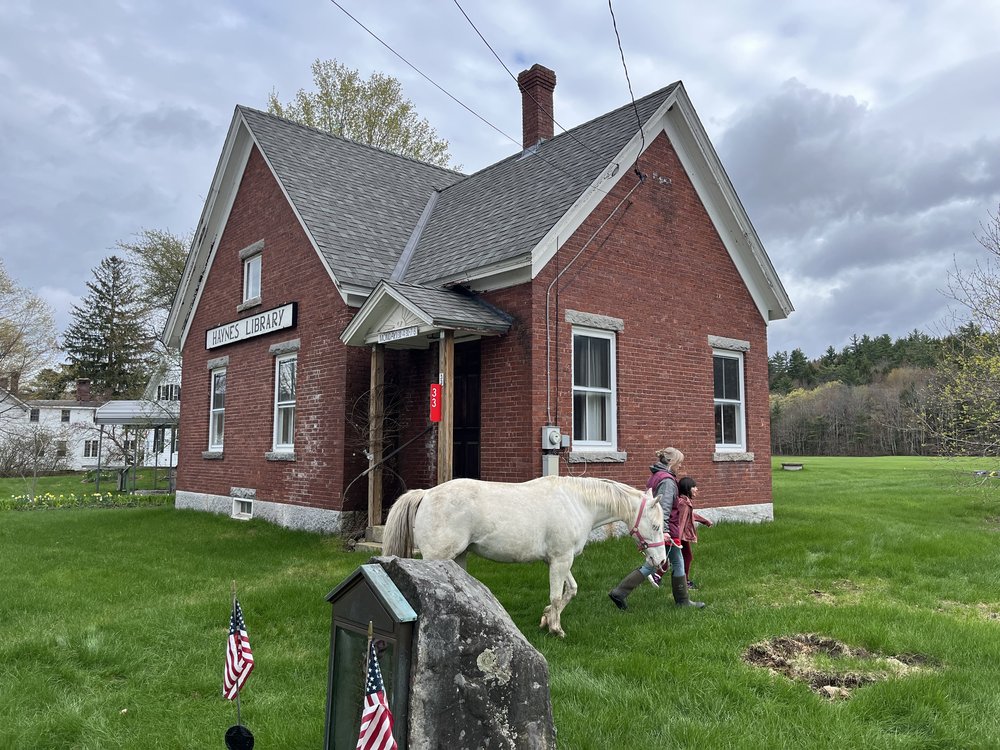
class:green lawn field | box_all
[1,456,998,748]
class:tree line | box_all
[769,203,1000,459]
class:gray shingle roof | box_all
[238,107,464,290]
[384,281,512,331]
[237,84,676,293]
[402,84,678,284]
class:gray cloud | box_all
[2,0,1000,361]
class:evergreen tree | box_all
[63,256,151,398]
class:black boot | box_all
[671,576,705,608]
[609,569,646,610]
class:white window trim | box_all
[713,348,746,452]
[571,326,618,452]
[209,367,226,451]
[272,354,296,452]
[232,498,254,520]
[242,253,262,304]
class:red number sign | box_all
[429,383,442,422]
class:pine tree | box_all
[63,256,151,398]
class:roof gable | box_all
[237,108,463,291]
[341,280,512,348]
[165,80,792,348]
[164,107,464,348]
[401,85,677,286]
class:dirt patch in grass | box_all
[743,633,930,700]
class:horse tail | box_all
[382,489,426,558]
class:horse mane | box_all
[552,476,638,520]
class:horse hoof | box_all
[608,591,628,611]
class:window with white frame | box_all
[29,408,39,422]
[713,350,745,450]
[56,440,67,457]
[273,355,296,451]
[243,253,261,302]
[232,498,254,519]
[572,328,616,448]
[209,368,226,450]
[84,440,99,458]
[61,409,70,423]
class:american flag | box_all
[223,598,254,700]
[356,639,397,750]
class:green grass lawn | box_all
[0,467,174,500]
[2,457,999,748]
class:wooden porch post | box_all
[367,344,385,529]
[437,330,454,484]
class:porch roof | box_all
[94,400,179,426]
[341,280,513,349]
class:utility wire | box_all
[451,0,609,162]
[328,0,513,146]
[608,0,645,180]
[327,0,630,199]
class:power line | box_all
[328,0,514,146]
[608,0,645,180]
[451,0,609,163]
[326,0,630,197]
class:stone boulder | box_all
[373,557,556,749]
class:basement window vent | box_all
[232,498,254,520]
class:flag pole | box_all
[364,620,373,682]
[232,579,242,728]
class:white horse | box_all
[381,475,666,637]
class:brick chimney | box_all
[8,371,19,396]
[517,64,556,149]
[76,378,91,403]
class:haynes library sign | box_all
[206,303,297,350]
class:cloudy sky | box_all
[3,0,999,358]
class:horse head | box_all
[630,488,667,572]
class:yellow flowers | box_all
[1,492,167,511]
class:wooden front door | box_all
[453,341,481,479]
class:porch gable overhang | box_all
[341,280,512,349]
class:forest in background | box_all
[768,325,981,456]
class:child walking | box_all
[673,476,712,591]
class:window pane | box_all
[723,358,739,400]
[277,359,296,402]
[212,371,226,409]
[573,337,587,386]
[211,413,224,446]
[574,336,610,388]
[587,393,608,441]
[715,404,738,445]
[715,356,741,400]
[244,255,261,300]
[573,393,585,440]
[277,406,295,445]
[573,392,609,441]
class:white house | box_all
[0,377,107,473]
[140,356,181,469]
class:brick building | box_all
[164,65,792,533]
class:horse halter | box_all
[629,491,665,553]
